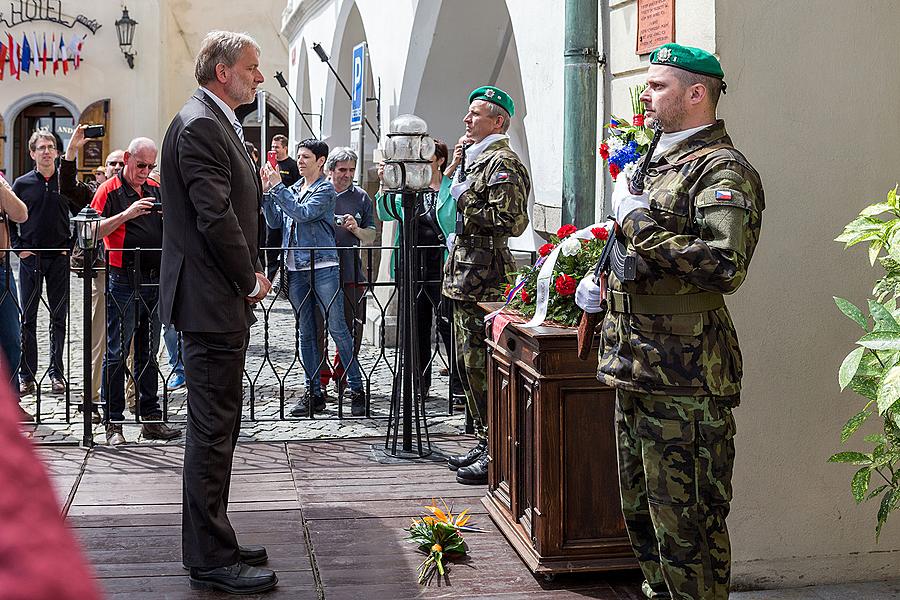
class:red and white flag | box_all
[73,34,85,69]
[41,32,48,74]
[0,41,6,81]
[51,33,58,74]
[7,33,17,79]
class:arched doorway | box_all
[237,102,290,166]
[12,102,75,179]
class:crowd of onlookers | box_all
[1,127,463,444]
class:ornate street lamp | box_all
[382,114,435,458]
[115,5,138,69]
[71,207,102,447]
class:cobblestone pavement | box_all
[18,271,467,445]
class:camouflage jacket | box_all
[597,120,765,397]
[442,138,531,302]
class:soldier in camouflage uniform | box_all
[576,44,764,599]
[442,86,531,485]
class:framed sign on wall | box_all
[636,0,675,55]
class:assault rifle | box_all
[576,122,663,360]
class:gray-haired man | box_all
[318,147,375,403]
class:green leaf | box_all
[877,366,900,415]
[870,240,884,265]
[859,332,900,350]
[864,433,887,444]
[839,348,866,391]
[875,488,898,541]
[889,185,899,209]
[869,300,900,332]
[850,373,880,401]
[834,297,868,330]
[866,484,889,502]
[860,203,894,217]
[841,410,871,442]
[828,451,872,465]
[852,467,871,503]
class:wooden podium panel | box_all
[481,305,637,574]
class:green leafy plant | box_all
[831,186,900,539]
[405,500,482,585]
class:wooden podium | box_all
[481,304,637,574]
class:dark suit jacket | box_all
[159,89,263,333]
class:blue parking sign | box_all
[350,43,365,127]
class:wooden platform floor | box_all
[47,436,644,599]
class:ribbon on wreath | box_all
[517,221,610,329]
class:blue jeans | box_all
[102,272,162,422]
[287,266,362,394]
[0,265,21,384]
[163,323,184,377]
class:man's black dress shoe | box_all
[189,562,277,594]
[447,439,487,471]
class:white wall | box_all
[715,0,900,587]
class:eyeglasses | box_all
[34,145,56,153]
[135,162,157,171]
[106,161,125,167]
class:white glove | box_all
[575,275,604,314]
[611,174,650,223]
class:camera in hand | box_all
[149,201,163,213]
[334,215,345,226]
[84,124,105,138]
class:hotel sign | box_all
[0,0,101,34]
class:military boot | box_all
[642,580,672,599]
[447,439,486,471]
[455,449,489,485]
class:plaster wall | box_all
[715,0,900,587]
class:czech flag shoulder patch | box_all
[715,189,734,201]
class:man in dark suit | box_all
[159,31,275,595]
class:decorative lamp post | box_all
[72,207,102,447]
[115,5,138,69]
[381,114,435,458]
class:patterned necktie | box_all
[232,118,245,144]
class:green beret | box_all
[468,85,515,118]
[650,43,725,79]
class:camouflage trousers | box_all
[616,390,737,600]
[452,300,488,438]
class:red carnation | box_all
[591,226,609,241]
[609,163,620,179]
[521,288,531,304]
[555,274,577,296]
[504,283,512,297]
[632,114,645,127]
[557,224,577,238]
[538,243,555,257]
[599,143,609,160]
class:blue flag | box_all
[20,33,30,74]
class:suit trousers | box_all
[181,329,249,568]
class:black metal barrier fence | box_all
[4,245,535,445]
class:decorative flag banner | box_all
[59,33,67,75]
[41,32,47,74]
[0,41,6,80]
[8,33,17,79]
[31,31,39,76]
[72,33,85,69]
[19,32,29,75]
[51,32,58,74]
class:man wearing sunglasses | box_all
[60,125,126,426]
[90,137,181,445]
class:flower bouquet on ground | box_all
[599,84,654,180]
[405,500,483,585]
[500,223,610,327]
